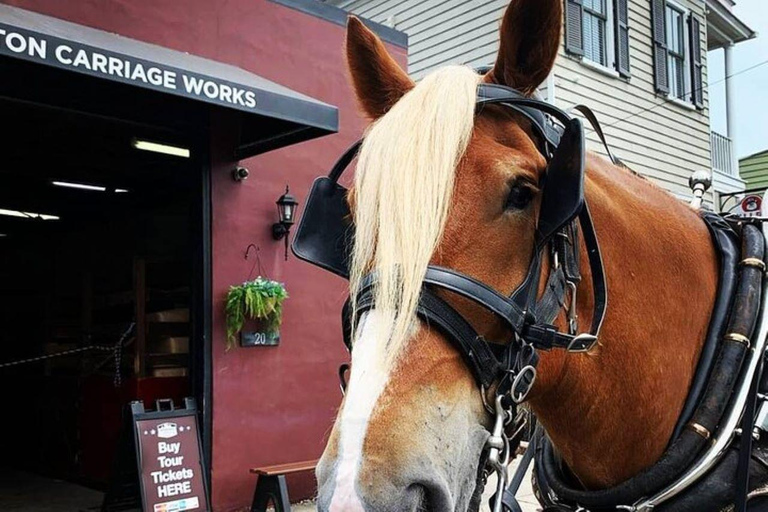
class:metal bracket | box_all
[567,333,599,353]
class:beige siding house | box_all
[329,0,754,201]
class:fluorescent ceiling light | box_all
[0,208,59,220]
[132,139,190,158]
[52,180,107,192]
[115,188,129,193]
[0,234,6,237]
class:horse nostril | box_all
[407,482,450,512]
[408,483,430,511]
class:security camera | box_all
[233,167,250,182]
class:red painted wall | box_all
[1,1,406,509]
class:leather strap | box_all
[352,285,502,389]
[571,104,622,167]
[535,223,582,327]
[578,203,608,339]
[534,264,567,325]
[476,84,571,150]
[328,141,362,183]
[423,267,529,331]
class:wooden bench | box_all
[250,460,318,512]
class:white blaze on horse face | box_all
[329,311,392,512]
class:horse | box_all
[310,1,768,510]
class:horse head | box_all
[316,0,718,510]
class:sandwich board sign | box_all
[103,398,210,512]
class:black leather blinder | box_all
[291,175,352,278]
[291,141,361,278]
[536,118,586,246]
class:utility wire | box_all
[586,58,768,130]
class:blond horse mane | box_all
[350,65,480,368]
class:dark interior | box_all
[0,57,208,489]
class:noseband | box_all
[292,82,608,510]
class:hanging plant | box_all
[225,277,288,350]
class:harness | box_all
[290,81,768,512]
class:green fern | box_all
[225,277,288,350]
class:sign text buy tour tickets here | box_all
[0,27,258,109]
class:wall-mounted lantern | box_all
[272,185,299,260]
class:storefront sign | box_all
[0,23,259,112]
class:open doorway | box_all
[0,58,210,509]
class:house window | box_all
[666,4,686,100]
[583,0,608,66]
[564,0,630,77]
[651,0,704,107]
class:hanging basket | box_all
[225,277,288,350]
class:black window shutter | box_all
[689,15,704,108]
[565,0,584,56]
[650,0,669,94]
[615,0,631,76]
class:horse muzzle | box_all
[318,474,455,512]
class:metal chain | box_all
[0,323,136,382]
[487,395,514,512]
[0,345,112,368]
[113,322,135,387]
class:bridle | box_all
[292,82,609,511]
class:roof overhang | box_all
[0,4,339,158]
[706,0,757,50]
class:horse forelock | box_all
[349,65,480,369]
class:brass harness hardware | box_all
[686,422,712,440]
[740,257,767,272]
[724,332,751,348]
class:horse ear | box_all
[346,16,414,119]
[484,0,562,95]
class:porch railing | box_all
[711,131,738,177]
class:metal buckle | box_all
[567,333,599,353]
[511,365,537,403]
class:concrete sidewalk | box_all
[0,468,106,512]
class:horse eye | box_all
[505,184,535,210]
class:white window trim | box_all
[669,95,697,111]
[665,0,693,106]
[578,0,623,79]
[580,56,621,78]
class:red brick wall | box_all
[2,1,406,509]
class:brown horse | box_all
[316,0,719,510]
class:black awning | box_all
[0,4,338,157]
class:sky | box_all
[707,0,768,159]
